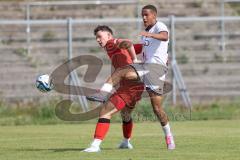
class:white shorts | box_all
[129,63,168,95]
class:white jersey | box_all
[141,21,169,66]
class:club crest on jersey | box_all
[143,40,150,46]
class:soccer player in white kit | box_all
[87,5,175,150]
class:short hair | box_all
[94,25,113,35]
[142,5,157,14]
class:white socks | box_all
[100,83,113,93]
[162,123,172,136]
[123,138,130,143]
[91,139,102,148]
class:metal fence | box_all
[24,0,142,55]
[1,15,240,106]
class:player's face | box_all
[142,9,157,27]
[95,31,112,47]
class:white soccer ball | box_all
[36,74,53,92]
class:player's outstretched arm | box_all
[140,31,168,41]
[116,39,140,63]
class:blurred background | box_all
[0,0,240,124]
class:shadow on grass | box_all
[18,148,84,152]
[17,147,116,152]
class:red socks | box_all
[122,119,133,139]
[94,118,110,140]
[94,118,133,140]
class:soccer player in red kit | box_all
[86,5,175,151]
[83,25,144,152]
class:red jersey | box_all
[105,38,144,108]
[105,38,143,87]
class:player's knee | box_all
[99,102,118,119]
[99,110,112,119]
[99,107,110,118]
[121,115,132,122]
[120,111,132,122]
[153,108,159,115]
[152,105,164,115]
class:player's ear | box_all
[149,9,157,17]
[107,32,112,39]
[153,11,157,17]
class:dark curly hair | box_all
[142,5,157,14]
[94,25,113,35]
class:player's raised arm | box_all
[140,31,168,41]
[116,39,140,63]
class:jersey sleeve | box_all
[133,44,143,55]
[155,22,169,33]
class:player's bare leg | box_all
[106,66,138,87]
[86,66,138,102]
[148,91,176,150]
[118,107,134,149]
[148,92,168,125]
[98,101,118,119]
[82,101,119,152]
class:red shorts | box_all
[109,84,144,110]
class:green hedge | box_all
[0,99,240,126]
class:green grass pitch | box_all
[0,120,239,160]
